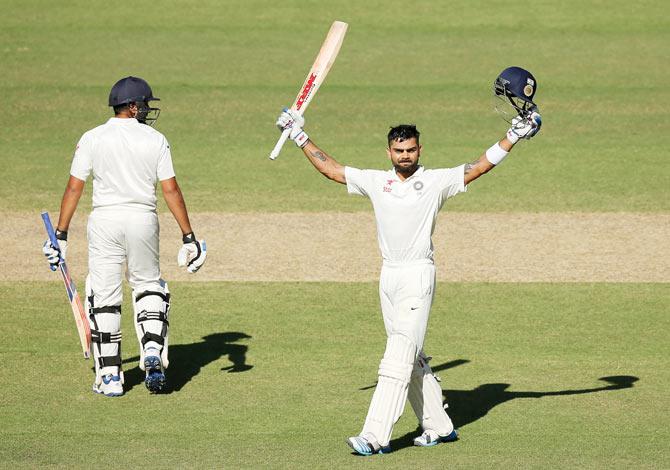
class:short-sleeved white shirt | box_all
[345,165,467,263]
[70,118,175,211]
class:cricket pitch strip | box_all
[10,212,670,283]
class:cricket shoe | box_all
[346,436,391,456]
[144,355,166,393]
[413,429,459,447]
[92,374,124,397]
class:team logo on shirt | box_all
[383,179,396,193]
[413,181,424,191]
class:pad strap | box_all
[135,291,170,303]
[87,294,121,315]
[90,330,122,344]
[141,332,165,347]
[136,311,169,325]
[98,354,122,368]
[137,311,169,339]
[90,305,121,314]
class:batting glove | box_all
[42,229,67,271]
[507,110,542,144]
[276,108,309,148]
[178,232,207,273]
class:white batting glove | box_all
[507,110,542,144]
[42,232,67,271]
[276,108,309,148]
[177,233,207,273]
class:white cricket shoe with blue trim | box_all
[92,374,123,397]
[346,435,391,456]
[413,429,459,447]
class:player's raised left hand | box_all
[178,233,207,273]
[276,109,309,148]
[507,110,542,143]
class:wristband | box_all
[485,143,509,166]
[183,232,196,244]
[55,229,68,241]
[293,130,309,148]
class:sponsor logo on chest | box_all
[382,179,425,196]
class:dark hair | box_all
[387,124,420,146]
[113,103,129,115]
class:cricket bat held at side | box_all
[41,212,91,359]
[269,20,348,160]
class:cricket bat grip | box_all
[41,212,60,271]
[269,128,291,160]
[42,212,60,249]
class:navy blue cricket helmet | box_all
[108,76,159,107]
[108,76,161,126]
[493,66,537,121]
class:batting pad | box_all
[361,333,416,446]
[133,280,170,370]
[86,275,122,380]
[408,352,454,436]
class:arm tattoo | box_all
[309,150,327,162]
[464,159,478,175]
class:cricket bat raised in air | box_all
[269,20,348,160]
[41,211,91,359]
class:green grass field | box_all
[2,282,668,468]
[1,0,668,468]
[1,0,668,212]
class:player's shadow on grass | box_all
[441,374,638,431]
[361,360,638,452]
[121,332,253,394]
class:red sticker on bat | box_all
[295,73,317,111]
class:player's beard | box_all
[395,160,419,177]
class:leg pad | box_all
[133,281,171,371]
[362,333,417,447]
[408,352,454,436]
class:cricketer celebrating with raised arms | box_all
[276,66,542,455]
[42,76,207,397]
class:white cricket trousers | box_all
[361,260,454,447]
[379,260,436,348]
[87,209,162,307]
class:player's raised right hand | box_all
[276,108,304,130]
[276,109,309,148]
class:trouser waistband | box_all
[382,259,434,268]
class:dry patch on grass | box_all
[12,212,669,283]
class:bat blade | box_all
[41,212,91,359]
[269,20,348,160]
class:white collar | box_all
[107,117,138,124]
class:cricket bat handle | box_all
[269,128,291,160]
[42,212,59,248]
[41,211,60,271]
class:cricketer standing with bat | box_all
[276,67,542,454]
[42,76,207,397]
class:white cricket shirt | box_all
[345,165,467,263]
[70,118,175,211]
